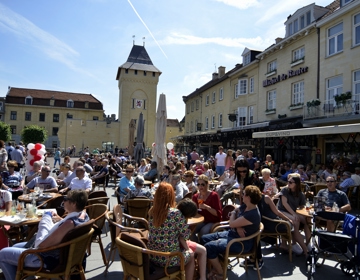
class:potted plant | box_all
[334,91,352,106]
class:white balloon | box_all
[37,150,46,155]
[27,143,35,150]
[166,142,174,150]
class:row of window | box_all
[266,46,304,75]
[187,88,224,113]
[124,69,156,77]
[25,96,75,108]
[186,113,223,133]
[9,112,99,122]
[10,125,59,136]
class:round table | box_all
[18,193,61,203]
[187,213,204,227]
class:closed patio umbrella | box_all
[153,93,167,175]
[128,119,136,158]
[134,112,145,165]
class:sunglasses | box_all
[288,181,295,184]
[197,183,206,187]
[326,180,336,183]
[42,169,50,172]
[126,170,133,173]
[237,170,247,173]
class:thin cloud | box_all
[214,0,260,9]
[160,32,265,49]
[0,3,96,78]
[127,0,168,59]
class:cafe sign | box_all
[263,66,309,87]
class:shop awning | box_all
[252,123,360,138]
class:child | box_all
[177,199,207,280]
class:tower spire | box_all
[132,35,135,45]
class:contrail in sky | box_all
[127,0,168,59]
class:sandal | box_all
[211,273,224,280]
[207,270,216,280]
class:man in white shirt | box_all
[58,161,88,187]
[60,166,92,193]
[171,174,189,203]
[215,146,226,176]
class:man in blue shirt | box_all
[144,161,158,182]
[339,171,355,193]
[279,163,292,181]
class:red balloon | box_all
[30,160,35,166]
[34,143,42,150]
[30,149,38,156]
[34,155,42,161]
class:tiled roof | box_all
[167,119,180,127]
[319,0,340,20]
[6,87,102,103]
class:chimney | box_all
[212,73,219,80]
[218,66,226,78]
[275,37,283,44]
[111,114,116,121]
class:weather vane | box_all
[132,35,135,45]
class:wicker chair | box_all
[104,205,149,274]
[85,203,108,266]
[260,216,293,261]
[15,219,94,280]
[211,222,264,280]
[88,190,107,199]
[125,197,151,220]
[116,232,185,280]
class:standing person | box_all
[6,143,14,161]
[215,146,226,176]
[0,190,89,280]
[0,141,8,172]
[190,149,199,165]
[147,182,195,280]
[191,175,222,242]
[247,150,257,170]
[224,149,234,171]
[10,146,24,171]
[53,148,61,168]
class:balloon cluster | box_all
[25,143,46,171]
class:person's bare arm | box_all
[38,219,75,248]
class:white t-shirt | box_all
[215,152,226,167]
[0,190,12,209]
[69,177,92,191]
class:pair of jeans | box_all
[0,242,41,280]
[216,166,225,176]
[201,230,253,259]
[54,158,61,167]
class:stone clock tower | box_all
[116,44,161,150]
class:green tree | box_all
[21,125,48,145]
[0,122,11,142]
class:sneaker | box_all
[292,243,303,255]
[239,259,255,267]
[253,259,264,270]
[307,243,312,252]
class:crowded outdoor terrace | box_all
[0,142,359,279]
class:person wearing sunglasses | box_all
[183,170,197,194]
[191,175,222,242]
[0,190,89,280]
[117,164,135,202]
[215,167,236,198]
[277,174,309,256]
[26,166,58,193]
[316,175,351,231]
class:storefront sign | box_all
[263,66,309,87]
[266,131,291,137]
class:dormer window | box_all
[67,99,74,108]
[341,0,352,7]
[25,96,33,105]
[243,53,251,65]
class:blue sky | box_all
[0,0,332,121]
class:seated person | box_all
[183,170,197,194]
[215,167,236,197]
[1,160,25,200]
[201,186,262,278]
[79,158,93,174]
[26,166,58,193]
[117,164,135,202]
[58,161,86,188]
[171,173,189,203]
[125,175,153,200]
[0,188,12,250]
[317,175,351,231]
[144,161,158,182]
[56,163,72,182]
[109,158,122,177]
[295,164,309,182]
[0,190,89,280]
[25,161,43,184]
[59,166,92,194]
[261,168,278,197]
[160,165,171,183]
[339,171,355,193]
[91,159,109,184]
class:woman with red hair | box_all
[148,182,195,280]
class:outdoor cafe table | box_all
[187,213,204,233]
[18,193,61,203]
[0,208,56,242]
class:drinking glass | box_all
[34,185,40,195]
[197,198,204,211]
[39,186,44,196]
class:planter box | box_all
[290,59,304,67]
[265,110,276,115]
[289,105,303,111]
